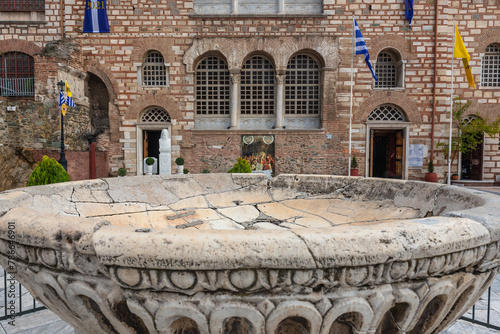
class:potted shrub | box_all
[350,156,359,176]
[145,157,155,175]
[117,167,127,177]
[175,157,184,174]
[425,159,437,182]
[451,173,459,181]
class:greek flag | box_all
[405,0,414,29]
[58,90,65,106]
[65,81,76,107]
[354,20,378,82]
[83,0,110,33]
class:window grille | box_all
[0,52,34,97]
[481,44,500,87]
[285,54,320,115]
[0,0,44,11]
[140,107,171,123]
[368,105,406,121]
[240,56,275,115]
[142,51,167,87]
[462,115,478,126]
[195,56,230,115]
[375,52,397,88]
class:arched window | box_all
[0,51,34,96]
[241,55,275,115]
[481,44,500,87]
[140,107,171,123]
[285,54,320,115]
[142,51,167,87]
[375,49,404,89]
[368,105,406,121]
[195,56,230,115]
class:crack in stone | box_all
[290,230,320,269]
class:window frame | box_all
[374,48,405,90]
[285,53,321,116]
[0,51,35,97]
[195,56,230,116]
[140,51,168,88]
[240,55,275,116]
[480,43,500,88]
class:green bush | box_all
[118,168,127,176]
[183,168,189,174]
[351,156,358,169]
[227,157,252,173]
[201,169,210,174]
[427,160,434,173]
[175,157,184,166]
[145,157,155,165]
[27,156,70,186]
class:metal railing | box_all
[460,285,500,331]
[0,77,34,97]
[0,269,45,321]
[0,0,44,12]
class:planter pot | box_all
[350,169,359,176]
[425,172,438,182]
[177,165,184,174]
[145,164,153,175]
[451,175,460,181]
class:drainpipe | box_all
[60,0,65,39]
[430,0,439,160]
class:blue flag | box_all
[58,90,65,106]
[405,0,414,28]
[83,0,110,33]
[354,20,378,82]
[65,81,76,107]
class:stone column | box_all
[159,128,171,175]
[275,72,285,129]
[230,70,241,129]
[278,0,285,14]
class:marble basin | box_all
[1,174,500,334]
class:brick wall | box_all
[1,0,499,181]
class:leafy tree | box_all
[227,157,252,173]
[27,155,70,186]
[437,97,500,172]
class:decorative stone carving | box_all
[1,174,500,333]
[183,36,340,73]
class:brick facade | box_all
[1,0,499,183]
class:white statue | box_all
[158,129,171,175]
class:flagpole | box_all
[348,16,354,176]
[447,18,455,185]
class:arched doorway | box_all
[136,107,171,175]
[460,115,483,180]
[86,72,110,145]
[365,105,409,179]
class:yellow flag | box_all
[61,104,67,116]
[454,24,475,89]
[65,81,72,98]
